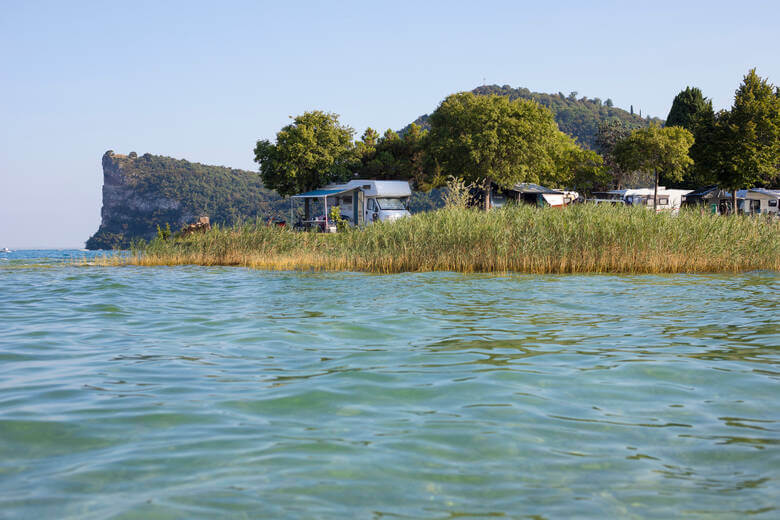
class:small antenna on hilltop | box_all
[482,76,486,86]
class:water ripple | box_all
[0,253,778,518]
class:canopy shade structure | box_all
[685,185,721,199]
[291,188,357,198]
[289,186,364,230]
[511,183,563,195]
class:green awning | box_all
[291,188,356,198]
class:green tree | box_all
[715,69,780,211]
[254,111,356,197]
[392,123,431,189]
[405,85,658,150]
[614,125,694,210]
[427,92,571,209]
[596,119,635,189]
[549,136,608,193]
[353,127,380,171]
[667,87,710,129]
[665,87,717,187]
[360,127,380,147]
[356,124,433,189]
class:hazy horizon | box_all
[2,0,778,249]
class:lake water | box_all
[1,250,778,519]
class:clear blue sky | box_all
[1,0,778,248]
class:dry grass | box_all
[94,205,780,274]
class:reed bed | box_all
[97,205,780,273]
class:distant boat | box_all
[1,248,11,253]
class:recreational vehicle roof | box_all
[326,180,411,198]
[510,183,563,194]
[749,188,780,198]
[601,187,692,196]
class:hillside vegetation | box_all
[406,84,661,149]
[86,152,288,249]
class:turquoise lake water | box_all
[1,250,778,519]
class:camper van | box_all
[291,180,412,231]
[328,180,412,224]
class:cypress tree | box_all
[665,87,717,187]
[667,87,711,129]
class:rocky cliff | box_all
[86,151,287,249]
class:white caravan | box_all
[608,187,691,213]
[741,188,780,216]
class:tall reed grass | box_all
[99,205,780,273]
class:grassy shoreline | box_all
[97,205,780,274]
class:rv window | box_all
[770,200,777,207]
[659,197,669,205]
[367,199,375,212]
[376,198,406,210]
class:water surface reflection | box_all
[0,264,777,518]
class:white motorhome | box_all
[291,180,412,231]
[329,180,411,224]
[605,187,691,213]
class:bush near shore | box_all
[107,205,780,274]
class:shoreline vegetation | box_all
[94,205,780,274]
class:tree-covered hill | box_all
[86,151,288,249]
[405,85,662,149]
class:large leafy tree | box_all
[665,86,717,187]
[254,111,356,197]
[356,124,433,189]
[596,119,642,189]
[614,125,694,210]
[427,92,580,209]
[547,133,608,193]
[715,69,780,211]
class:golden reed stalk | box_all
[94,205,780,274]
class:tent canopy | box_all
[291,187,357,198]
[510,183,562,194]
